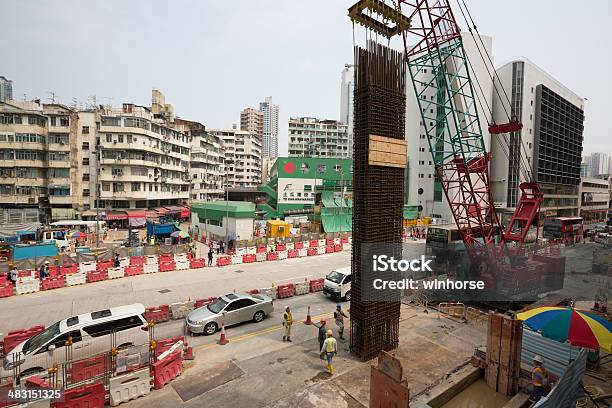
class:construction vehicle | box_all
[348,0,557,301]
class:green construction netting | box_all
[403,205,419,220]
[321,191,352,208]
[321,206,352,232]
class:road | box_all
[0,251,351,336]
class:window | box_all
[112,168,123,176]
[60,117,69,126]
[15,133,46,143]
[106,134,112,143]
[48,168,69,178]
[300,162,310,173]
[49,133,69,144]
[124,117,150,130]
[225,299,255,311]
[82,173,90,181]
[117,134,124,143]
[82,142,89,150]
[66,316,79,327]
[82,316,143,338]
[82,126,89,134]
[82,189,90,197]
[317,164,327,173]
[82,157,89,165]
[46,330,82,351]
[102,183,110,192]
[101,116,121,126]
[50,117,56,126]
[91,310,112,320]
[131,182,141,191]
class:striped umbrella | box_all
[517,306,612,352]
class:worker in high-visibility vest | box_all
[282,306,293,342]
[529,355,550,401]
[320,329,337,375]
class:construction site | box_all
[0,1,610,408]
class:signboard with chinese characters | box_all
[277,178,321,204]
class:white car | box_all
[2,304,148,382]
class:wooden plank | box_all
[368,134,407,168]
[499,316,514,368]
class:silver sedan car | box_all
[186,292,274,335]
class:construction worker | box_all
[9,265,18,284]
[313,319,327,353]
[334,304,348,340]
[282,306,293,342]
[528,355,550,401]
[320,329,337,375]
[39,261,50,280]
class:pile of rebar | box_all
[350,41,406,361]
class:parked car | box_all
[186,292,274,335]
[2,304,148,382]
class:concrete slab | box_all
[171,360,244,402]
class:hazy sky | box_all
[2,0,610,155]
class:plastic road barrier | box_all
[307,248,317,256]
[152,350,183,390]
[145,255,158,265]
[294,281,309,296]
[125,265,143,276]
[334,244,343,252]
[343,243,352,251]
[16,279,40,295]
[56,382,105,408]
[216,256,231,267]
[0,283,13,298]
[246,246,256,255]
[326,238,334,246]
[286,242,295,250]
[170,301,195,320]
[318,239,326,247]
[60,264,78,275]
[309,278,325,292]
[276,244,286,252]
[256,244,267,253]
[109,367,151,407]
[86,270,108,283]
[143,263,158,274]
[194,297,216,308]
[309,240,318,248]
[145,305,170,323]
[66,272,86,286]
[276,283,295,299]
[255,252,267,262]
[159,254,174,263]
[298,248,308,257]
[341,237,349,244]
[159,261,175,272]
[96,259,113,272]
[119,257,130,268]
[154,336,185,358]
[316,246,326,255]
[266,252,278,261]
[235,247,247,256]
[325,245,335,254]
[130,256,145,266]
[266,244,275,253]
[242,254,256,263]
[68,354,106,383]
[231,255,243,265]
[278,250,288,260]
[2,325,45,354]
[288,249,298,258]
[294,241,304,249]
[107,267,125,280]
[259,287,277,300]
[41,276,65,291]
[79,261,97,274]
[334,237,341,244]
[175,260,190,270]
[190,258,205,269]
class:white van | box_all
[41,230,69,250]
[323,266,351,301]
[1,304,148,381]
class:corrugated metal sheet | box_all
[534,349,586,408]
[521,329,581,378]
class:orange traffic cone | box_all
[304,306,312,325]
[217,323,229,345]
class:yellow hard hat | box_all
[326,329,333,336]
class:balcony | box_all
[48,160,71,168]
[49,195,73,205]
[0,195,40,204]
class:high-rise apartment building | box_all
[240,108,263,140]
[340,65,355,158]
[578,176,610,224]
[405,34,494,223]
[490,58,585,219]
[584,152,610,177]
[209,129,262,188]
[175,119,224,202]
[0,76,13,102]
[288,117,349,159]
[259,97,279,158]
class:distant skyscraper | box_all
[0,76,13,102]
[240,108,263,140]
[259,97,279,158]
[340,65,354,158]
[589,152,610,177]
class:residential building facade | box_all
[583,152,610,178]
[490,57,585,220]
[240,108,263,140]
[209,129,262,189]
[340,65,355,158]
[175,119,225,202]
[288,117,349,158]
[0,76,13,102]
[97,103,191,209]
[259,97,279,158]
[405,34,494,224]
[578,176,610,224]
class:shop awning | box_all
[155,207,169,216]
[104,211,128,221]
[126,209,146,227]
[81,210,97,217]
[146,210,160,218]
[181,206,190,218]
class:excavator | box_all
[348,0,556,301]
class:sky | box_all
[1,0,610,156]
